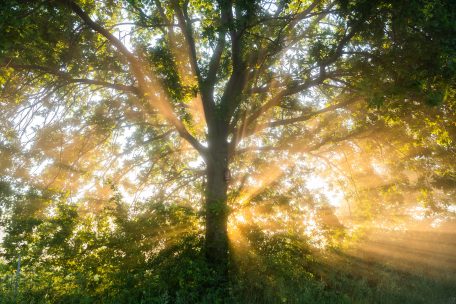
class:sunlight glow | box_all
[306,175,344,207]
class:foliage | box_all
[0,0,455,302]
[1,198,455,303]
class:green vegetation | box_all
[1,198,455,303]
[1,0,455,302]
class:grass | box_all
[1,225,455,303]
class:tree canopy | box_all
[0,0,455,302]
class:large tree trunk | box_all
[204,134,229,282]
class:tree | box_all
[1,0,454,284]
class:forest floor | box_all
[321,220,456,304]
[1,219,455,303]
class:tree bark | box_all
[204,133,229,282]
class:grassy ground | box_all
[1,221,455,303]
[316,222,456,304]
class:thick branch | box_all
[171,0,201,81]
[218,0,250,127]
[55,0,206,155]
[205,29,225,87]
[58,0,144,82]
[231,14,364,150]
[229,97,356,158]
[171,0,219,130]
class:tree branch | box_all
[235,126,371,156]
[229,97,356,158]
[57,0,144,82]
[262,97,356,130]
[171,0,219,130]
[218,0,249,125]
[171,0,201,81]
[55,0,206,155]
[205,28,225,88]
[231,11,364,152]
[2,60,140,94]
[242,73,329,131]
